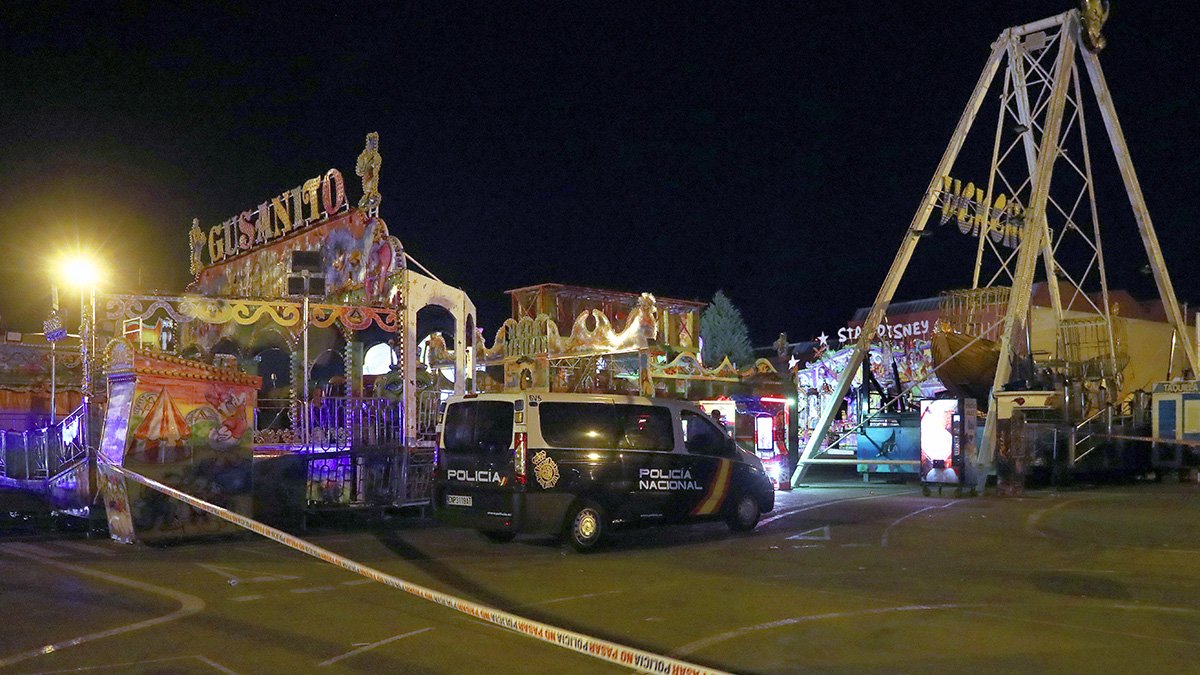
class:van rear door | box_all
[440,399,518,516]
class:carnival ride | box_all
[798,7,1198,489]
[2,134,486,540]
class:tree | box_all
[700,290,754,368]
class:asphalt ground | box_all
[2,480,1200,674]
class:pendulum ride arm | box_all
[1007,33,1066,338]
[975,14,1079,490]
[1079,46,1199,374]
[791,32,1012,485]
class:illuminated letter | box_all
[955,182,974,234]
[984,192,1006,239]
[222,217,236,256]
[255,201,274,243]
[322,168,346,216]
[208,225,225,263]
[272,194,293,234]
[290,186,305,229]
[970,185,988,236]
[939,176,957,224]
[1003,202,1025,248]
[236,211,255,250]
[302,177,322,223]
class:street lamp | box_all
[52,253,105,445]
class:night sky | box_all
[2,2,1197,346]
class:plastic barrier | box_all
[103,461,727,675]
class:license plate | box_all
[446,494,473,507]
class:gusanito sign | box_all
[190,169,349,272]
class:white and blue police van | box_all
[434,392,775,552]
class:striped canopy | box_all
[133,387,191,443]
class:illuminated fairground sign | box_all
[938,175,1026,249]
[838,319,932,344]
[190,169,349,271]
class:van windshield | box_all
[442,401,514,456]
[539,403,673,451]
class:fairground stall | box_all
[793,306,945,482]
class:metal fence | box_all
[297,396,435,508]
[0,395,433,511]
[415,391,440,441]
[254,398,294,434]
[309,396,403,452]
[397,445,437,506]
[304,446,436,508]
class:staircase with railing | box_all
[0,404,91,484]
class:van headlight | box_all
[763,460,783,482]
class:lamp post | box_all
[288,251,325,451]
[55,254,103,448]
[43,288,67,426]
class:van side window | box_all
[539,403,619,448]
[538,403,673,451]
[615,405,673,451]
[681,410,730,457]
[443,401,514,455]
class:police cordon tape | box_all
[103,461,729,675]
[1104,433,1200,448]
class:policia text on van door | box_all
[435,393,774,552]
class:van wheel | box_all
[566,500,606,552]
[726,492,761,532]
[480,530,516,543]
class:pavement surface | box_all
[3,480,1200,673]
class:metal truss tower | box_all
[796,9,1198,487]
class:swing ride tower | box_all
[795,7,1198,489]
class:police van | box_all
[434,392,775,552]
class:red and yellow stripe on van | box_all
[691,459,732,516]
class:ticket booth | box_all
[1151,381,1200,470]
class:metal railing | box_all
[56,405,89,469]
[249,396,436,509]
[308,396,403,452]
[0,405,91,482]
[1,430,41,480]
[415,391,440,440]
